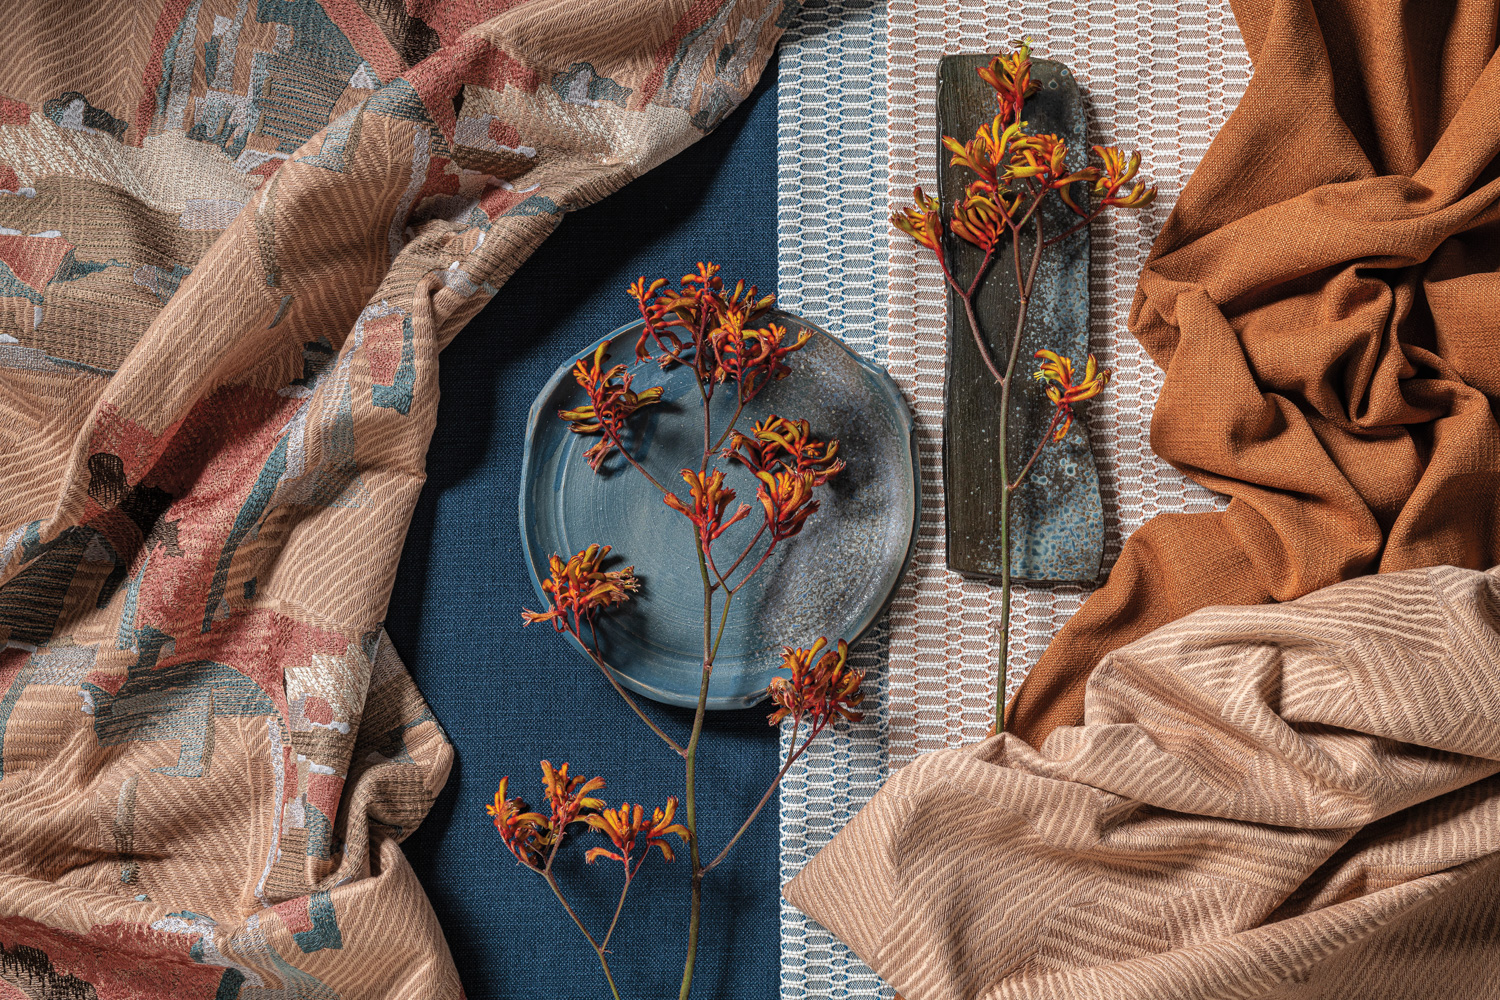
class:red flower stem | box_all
[605,428,669,496]
[1007,407,1064,493]
[710,397,747,453]
[938,253,1005,387]
[702,536,725,593]
[994,210,1047,735]
[582,622,684,755]
[1042,205,1105,249]
[710,380,747,454]
[701,715,818,875]
[959,293,1000,383]
[1009,188,1048,292]
[542,869,623,1000]
[700,379,713,474]
[726,538,778,600]
[964,245,996,300]
[718,520,769,585]
[599,868,635,953]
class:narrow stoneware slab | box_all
[936,55,1105,583]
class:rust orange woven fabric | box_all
[0,2,781,995]
[1010,0,1500,744]
[788,564,1500,998]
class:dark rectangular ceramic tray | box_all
[936,55,1105,584]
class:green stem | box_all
[710,589,736,666]
[679,543,714,1000]
[543,870,622,1000]
[992,211,1047,735]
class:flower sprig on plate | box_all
[494,265,865,1000]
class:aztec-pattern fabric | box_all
[0,2,783,996]
[787,564,1500,999]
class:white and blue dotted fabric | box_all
[776,3,1250,997]
[777,2,895,998]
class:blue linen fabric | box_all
[387,65,783,999]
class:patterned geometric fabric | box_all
[775,4,894,998]
[777,3,1247,996]
[0,3,784,995]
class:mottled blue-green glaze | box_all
[519,311,919,709]
[937,56,1106,584]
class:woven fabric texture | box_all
[391,69,784,999]
[791,0,1500,995]
[776,4,894,999]
[0,2,784,996]
[882,0,1248,764]
[1010,0,1500,742]
[777,4,1250,996]
[788,564,1500,1000]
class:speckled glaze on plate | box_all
[519,310,919,710]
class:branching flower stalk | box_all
[500,265,864,998]
[892,40,1154,733]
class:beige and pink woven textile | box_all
[788,564,1500,999]
[0,2,781,995]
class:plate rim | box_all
[517,308,920,710]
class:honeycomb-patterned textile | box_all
[777,4,896,998]
[777,3,1246,995]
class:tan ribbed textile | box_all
[0,2,781,995]
[1010,0,1500,745]
[787,564,1500,999]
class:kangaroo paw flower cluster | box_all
[889,40,1144,735]
[499,265,865,998]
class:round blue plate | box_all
[518,310,918,709]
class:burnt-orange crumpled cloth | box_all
[1011,0,1500,744]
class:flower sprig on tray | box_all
[892,40,1154,733]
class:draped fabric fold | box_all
[786,564,1500,999]
[1010,0,1500,745]
[0,2,783,995]
[792,4,1500,990]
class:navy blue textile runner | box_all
[388,65,781,1000]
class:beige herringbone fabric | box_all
[786,564,1500,999]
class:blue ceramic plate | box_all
[519,310,919,709]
